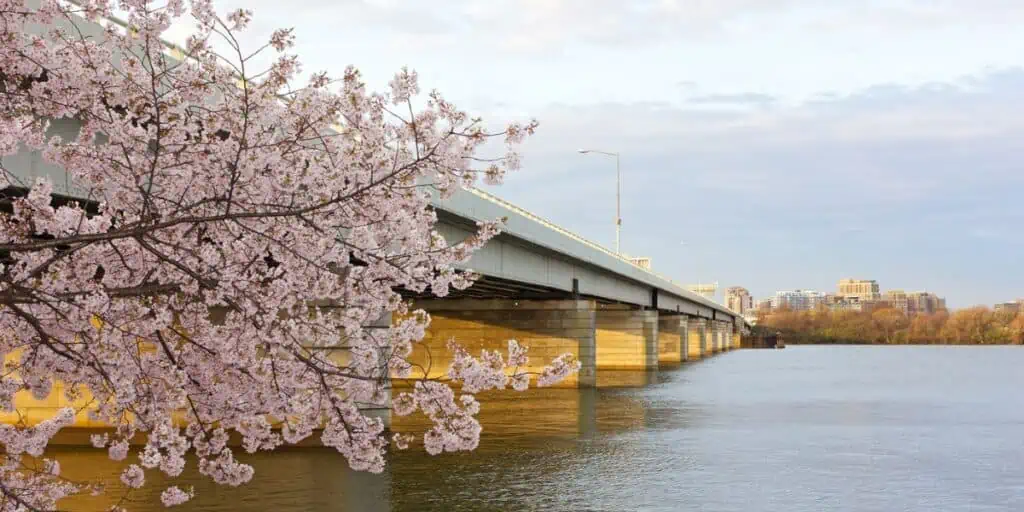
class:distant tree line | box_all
[758,307,1024,345]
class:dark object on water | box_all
[771,331,785,349]
[743,330,784,349]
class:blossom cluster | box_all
[0,0,571,508]
[0,408,82,508]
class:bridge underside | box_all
[398,274,621,305]
[403,295,742,390]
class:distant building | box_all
[837,278,881,302]
[725,286,753,315]
[769,279,944,315]
[756,298,773,312]
[885,290,909,314]
[825,294,865,312]
[873,290,944,315]
[771,290,826,311]
[995,299,1024,314]
[908,292,945,315]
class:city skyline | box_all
[735,277,950,313]
[159,1,1024,309]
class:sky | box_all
[168,0,1024,308]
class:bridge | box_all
[1,103,748,388]
[4,133,748,390]
[0,5,749,431]
[404,185,748,388]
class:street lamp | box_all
[577,148,621,255]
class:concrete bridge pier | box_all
[679,315,690,362]
[715,321,727,353]
[719,321,731,352]
[708,321,718,354]
[409,299,675,389]
[713,321,719,354]
[410,299,598,388]
[656,313,686,366]
[687,317,708,359]
[595,304,658,372]
[726,322,733,350]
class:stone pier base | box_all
[411,299,597,388]
[657,314,685,365]
[595,304,658,371]
[687,317,706,360]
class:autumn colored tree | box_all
[759,305,1017,346]
[871,308,907,344]
[1008,314,1024,344]
[907,311,949,344]
[940,307,1001,344]
[0,0,578,509]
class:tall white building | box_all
[771,290,826,311]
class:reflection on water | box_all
[55,347,1024,511]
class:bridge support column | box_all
[707,322,716,354]
[680,316,690,362]
[410,299,597,388]
[708,323,716,354]
[687,317,707,360]
[595,304,658,371]
[701,318,712,356]
[657,313,685,366]
[719,321,729,352]
[719,321,729,353]
[712,322,723,354]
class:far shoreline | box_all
[775,342,1023,347]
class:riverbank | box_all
[781,340,1024,346]
[758,306,1024,345]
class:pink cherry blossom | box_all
[538,354,583,387]
[160,486,194,507]
[109,441,130,461]
[120,465,145,489]
[0,0,571,508]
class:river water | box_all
[54,346,1024,511]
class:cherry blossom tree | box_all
[0,0,580,509]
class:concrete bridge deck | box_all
[430,186,742,322]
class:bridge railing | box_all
[465,187,724,307]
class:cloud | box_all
[686,93,777,107]
[509,68,1024,170]
[228,0,1024,54]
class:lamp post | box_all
[577,148,621,255]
